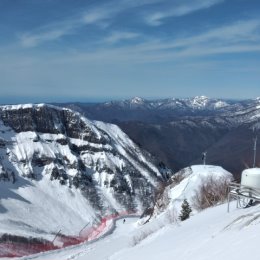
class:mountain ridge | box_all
[56,96,260,176]
[0,104,164,242]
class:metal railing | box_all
[227,182,260,212]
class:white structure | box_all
[227,168,260,212]
[241,168,260,189]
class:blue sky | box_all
[0,0,260,103]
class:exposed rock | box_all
[0,104,164,216]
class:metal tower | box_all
[253,134,258,168]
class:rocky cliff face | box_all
[0,104,164,239]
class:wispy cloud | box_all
[20,28,72,47]
[145,0,224,26]
[105,32,140,44]
[82,9,111,25]
[18,0,157,47]
[50,19,260,64]
[19,4,117,47]
[137,20,260,53]
[20,16,82,47]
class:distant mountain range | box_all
[58,96,260,178]
[58,96,257,123]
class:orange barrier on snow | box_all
[0,211,137,258]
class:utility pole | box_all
[253,135,258,168]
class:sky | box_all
[0,0,260,104]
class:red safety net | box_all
[0,211,136,258]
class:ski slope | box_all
[111,202,260,260]
[3,201,260,260]
[3,217,138,260]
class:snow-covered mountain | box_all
[102,96,231,111]
[140,165,233,223]
[61,97,260,175]
[108,167,259,260]
[62,96,260,123]
[223,97,260,125]
[9,165,259,260]
[0,104,163,242]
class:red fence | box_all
[0,211,136,258]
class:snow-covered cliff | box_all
[0,104,163,241]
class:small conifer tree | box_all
[179,199,192,221]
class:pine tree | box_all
[179,199,192,221]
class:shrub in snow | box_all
[179,199,192,221]
[153,183,170,211]
[131,220,165,247]
[165,208,178,224]
[170,167,191,186]
[131,229,154,246]
[191,175,230,211]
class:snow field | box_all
[6,202,260,260]
[110,202,260,260]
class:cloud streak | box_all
[52,19,260,64]
[19,0,160,47]
[13,18,260,67]
[19,3,118,47]
[20,28,72,47]
[19,0,225,47]
[105,32,140,44]
[145,0,224,26]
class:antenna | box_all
[253,131,258,168]
[202,151,207,165]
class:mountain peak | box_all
[189,96,210,108]
[194,95,209,100]
[130,97,145,104]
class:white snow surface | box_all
[6,202,260,260]
[2,165,258,260]
[190,95,209,108]
[151,165,233,217]
[110,202,260,260]
[0,176,96,240]
[130,97,145,105]
[214,100,229,108]
[0,104,162,242]
[169,165,232,202]
[95,120,161,184]
[0,103,66,112]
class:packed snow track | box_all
[4,217,138,260]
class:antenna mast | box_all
[202,151,207,165]
[253,134,257,168]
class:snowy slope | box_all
[0,176,96,240]
[0,104,163,243]
[6,202,260,260]
[148,165,233,220]
[111,202,260,260]
[2,165,259,260]
[168,165,232,202]
[7,217,139,260]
